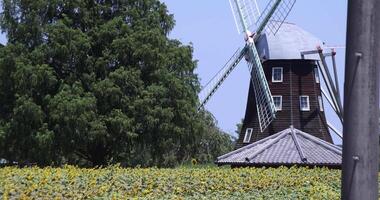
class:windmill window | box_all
[318,96,324,111]
[314,67,320,83]
[299,96,310,111]
[243,128,253,143]
[273,96,282,111]
[272,67,283,82]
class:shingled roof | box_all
[216,126,342,168]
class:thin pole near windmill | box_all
[342,0,380,199]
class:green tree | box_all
[0,0,232,167]
[195,111,235,163]
[235,118,243,136]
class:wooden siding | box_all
[236,60,333,149]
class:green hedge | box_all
[0,166,346,199]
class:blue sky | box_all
[0,1,348,143]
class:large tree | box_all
[0,0,232,167]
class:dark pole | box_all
[342,0,380,199]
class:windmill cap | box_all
[256,22,324,60]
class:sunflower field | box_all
[0,165,343,199]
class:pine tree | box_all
[0,0,232,167]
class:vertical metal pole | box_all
[318,51,343,115]
[331,50,342,108]
[342,0,380,199]
[317,61,343,122]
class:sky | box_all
[0,1,348,143]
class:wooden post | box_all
[342,0,380,199]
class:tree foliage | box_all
[0,0,233,167]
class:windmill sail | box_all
[230,0,296,132]
[246,44,276,132]
[229,0,261,33]
[255,0,296,35]
[197,0,296,132]
[198,48,246,110]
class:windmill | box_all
[198,0,297,132]
[201,0,346,168]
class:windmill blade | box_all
[198,47,247,111]
[229,0,261,33]
[246,44,276,132]
[229,0,293,132]
[255,0,296,36]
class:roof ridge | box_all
[295,129,342,155]
[245,130,290,162]
[290,127,307,163]
[216,128,291,161]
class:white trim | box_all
[243,128,253,143]
[273,95,282,111]
[299,96,310,111]
[318,96,324,111]
[314,67,320,84]
[272,67,283,83]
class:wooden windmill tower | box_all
[235,22,344,148]
[199,0,344,167]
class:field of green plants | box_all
[0,165,343,199]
